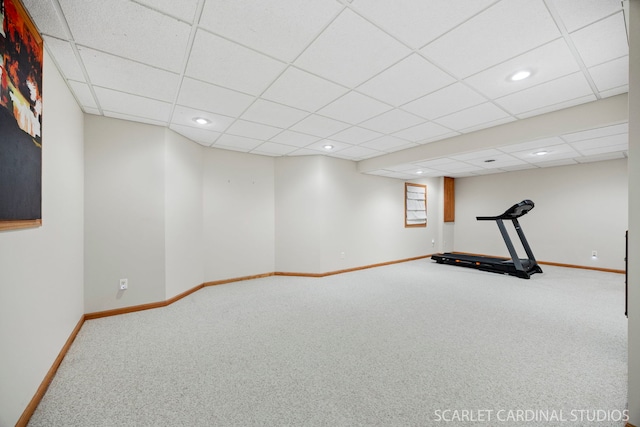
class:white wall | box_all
[202,148,276,281]
[0,51,84,426]
[275,156,436,273]
[453,159,628,270]
[274,156,325,273]
[165,130,204,299]
[84,116,166,312]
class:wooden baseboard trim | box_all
[626,423,636,427]
[85,300,168,320]
[16,315,85,427]
[166,283,205,305]
[84,257,433,320]
[537,260,624,274]
[84,273,277,320]
[203,272,275,287]
[275,254,432,278]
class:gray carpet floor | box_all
[29,260,628,426]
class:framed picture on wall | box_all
[0,0,43,231]
[405,183,426,227]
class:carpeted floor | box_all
[28,260,628,426]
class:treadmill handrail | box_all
[476,199,534,221]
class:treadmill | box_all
[431,200,543,279]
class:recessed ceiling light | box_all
[323,144,334,150]
[534,150,549,156]
[416,170,424,174]
[193,117,210,125]
[509,70,532,81]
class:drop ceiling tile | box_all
[359,109,425,134]
[177,77,255,117]
[382,164,416,173]
[561,123,628,142]
[570,12,628,68]
[462,116,516,134]
[570,133,627,153]
[464,39,581,99]
[269,130,320,147]
[589,56,628,93]
[421,0,560,78]
[414,158,456,168]
[169,124,220,147]
[500,164,538,172]
[94,87,172,123]
[262,67,348,112]
[360,136,416,152]
[515,94,597,119]
[305,140,353,154]
[351,0,496,48]
[331,145,383,161]
[464,154,528,169]
[318,92,391,124]
[391,122,454,143]
[225,120,282,140]
[294,9,411,88]
[186,30,286,95]
[499,136,566,153]
[286,148,325,157]
[433,103,511,132]
[536,158,578,168]
[576,144,628,157]
[511,143,580,163]
[551,0,622,32]
[330,127,382,144]
[79,47,179,103]
[59,0,191,72]
[84,107,101,116]
[252,142,299,156]
[135,0,199,22]
[356,54,456,106]
[22,0,67,37]
[290,115,351,138]
[401,83,487,120]
[241,99,309,129]
[200,0,342,62]
[382,171,418,180]
[171,105,235,133]
[575,152,626,163]
[599,86,628,99]
[451,149,504,161]
[431,160,484,173]
[213,134,263,152]
[410,169,441,177]
[68,81,98,110]
[495,72,594,116]
[43,37,85,81]
[104,111,168,127]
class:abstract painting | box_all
[0,0,43,231]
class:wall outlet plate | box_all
[119,278,128,290]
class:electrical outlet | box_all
[119,278,128,290]
[340,251,346,259]
[592,251,598,258]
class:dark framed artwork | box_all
[0,0,43,231]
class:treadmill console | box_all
[477,199,534,221]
